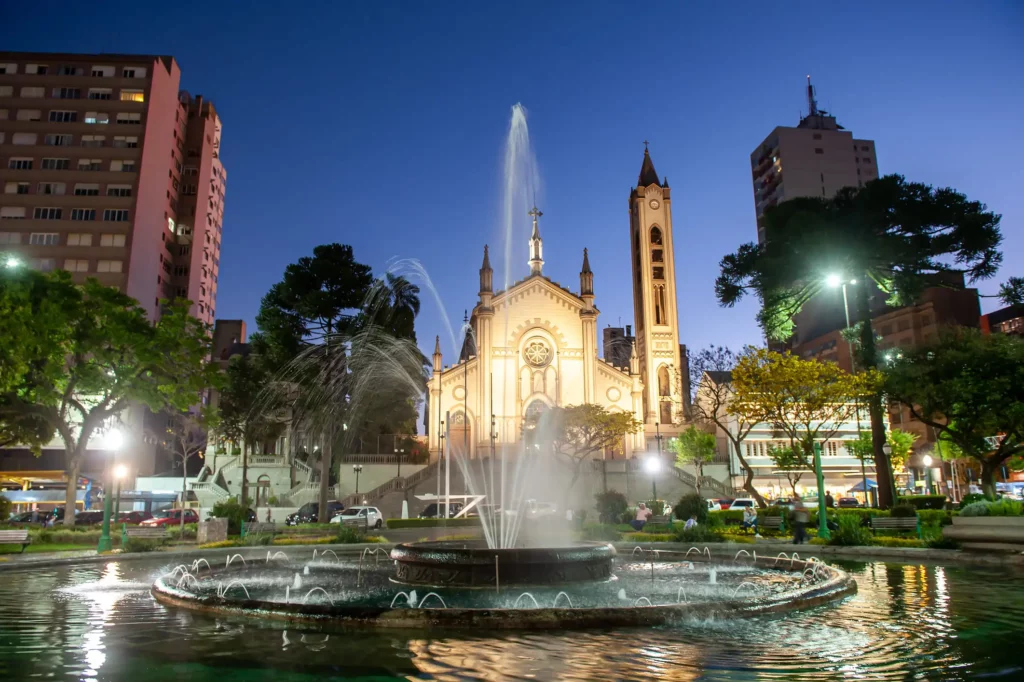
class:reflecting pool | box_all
[1,553,1022,680]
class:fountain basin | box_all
[391,541,616,587]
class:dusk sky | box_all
[4,2,1022,361]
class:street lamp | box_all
[643,455,660,504]
[395,446,405,478]
[4,256,20,269]
[353,464,363,495]
[97,428,124,552]
[113,465,128,522]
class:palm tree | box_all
[715,174,1003,507]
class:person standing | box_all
[825,491,835,509]
[791,497,809,545]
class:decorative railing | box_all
[190,481,229,499]
[248,455,286,466]
[341,461,441,507]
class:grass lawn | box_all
[0,543,91,556]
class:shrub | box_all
[383,518,477,529]
[897,495,947,510]
[198,539,242,550]
[211,498,249,535]
[871,536,924,548]
[672,524,722,543]
[0,495,11,520]
[336,526,368,544]
[243,533,273,546]
[960,501,993,517]
[166,523,198,541]
[959,493,987,509]
[624,532,675,542]
[926,534,961,550]
[267,496,279,506]
[709,509,744,525]
[917,510,954,526]
[988,499,1024,516]
[673,493,709,526]
[580,524,621,542]
[594,490,628,524]
[760,506,785,517]
[646,499,667,516]
[829,514,873,546]
[890,504,918,518]
[123,537,159,553]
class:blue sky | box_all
[4,1,1022,360]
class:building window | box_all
[651,249,664,263]
[37,182,66,195]
[814,148,824,154]
[0,207,27,220]
[897,319,911,332]
[53,87,81,99]
[77,159,103,171]
[652,266,664,280]
[650,226,663,245]
[4,182,30,195]
[81,135,105,147]
[91,65,115,77]
[120,89,145,103]
[110,160,136,172]
[45,134,74,146]
[49,110,78,123]
[174,265,189,276]
[42,158,70,170]
[84,112,110,125]
[88,88,112,100]
[8,158,33,170]
[106,185,132,197]
[659,401,672,425]
[29,232,60,245]
[20,86,45,98]
[0,64,15,74]
[861,145,870,151]
[70,208,96,221]
[122,67,145,78]
[63,259,89,272]
[812,133,822,140]
[96,260,123,273]
[58,65,83,76]
[103,209,130,222]
[16,109,42,121]
[67,233,93,246]
[33,208,62,220]
[0,232,22,243]
[99,233,126,247]
[115,112,141,125]
[112,136,138,148]
[12,132,38,145]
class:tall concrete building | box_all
[0,52,225,324]
[751,76,878,244]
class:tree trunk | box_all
[981,458,998,500]
[63,455,82,527]
[318,435,331,519]
[180,455,188,533]
[731,438,767,507]
[241,442,249,506]
[855,283,895,509]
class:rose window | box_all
[524,340,551,367]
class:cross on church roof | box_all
[643,139,649,150]
[528,206,543,219]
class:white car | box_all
[729,498,757,511]
[706,499,722,512]
[330,506,383,529]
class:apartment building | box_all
[0,52,225,324]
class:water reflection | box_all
[0,557,1022,680]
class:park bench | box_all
[122,526,169,545]
[870,516,920,538]
[0,529,31,553]
[649,515,671,526]
[758,516,785,533]
[242,521,277,538]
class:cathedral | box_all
[427,149,687,459]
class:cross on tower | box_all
[643,139,649,151]
[528,206,543,220]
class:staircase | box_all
[672,465,735,498]
[341,461,440,508]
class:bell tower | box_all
[629,145,684,431]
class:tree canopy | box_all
[535,404,642,488]
[670,425,717,496]
[884,329,1024,499]
[0,270,221,525]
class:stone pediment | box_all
[491,275,586,314]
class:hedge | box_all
[897,495,947,510]
[384,518,478,529]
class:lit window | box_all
[84,112,110,125]
[120,90,145,102]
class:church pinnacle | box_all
[479,244,493,293]
[580,247,593,297]
[638,146,662,187]
[528,206,544,276]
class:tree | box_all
[886,429,918,472]
[730,349,878,499]
[998,276,1023,306]
[716,175,1003,507]
[536,404,642,488]
[163,407,219,532]
[670,425,716,496]
[767,445,806,497]
[884,329,1024,499]
[0,270,220,526]
[362,273,421,342]
[688,345,765,506]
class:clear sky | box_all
[4,1,1022,361]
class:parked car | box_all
[117,511,153,524]
[331,506,383,529]
[285,501,344,526]
[706,499,722,512]
[729,498,757,511]
[837,497,862,508]
[140,509,199,527]
[717,499,733,510]
[419,502,464,519]
[74,510,105,526]
[9,510,47,525]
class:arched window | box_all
[650,227,663,245]
[654,285,663,324]
[524,400,548,423]
[658,365,670,397]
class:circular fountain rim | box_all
[149,551,858,630]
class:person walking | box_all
[791,497,809,545]
[825,491,835,509]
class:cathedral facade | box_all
[427,150,687,459]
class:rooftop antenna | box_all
[806,74,818,117]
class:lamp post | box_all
[812,442,830,540]
[643,455,660,504]
[353,464,363,496]
[113,464,127,523]
[97,428,124,552]
[4,255,20,269]
[922,454,933,495]
[395,445,404,478]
